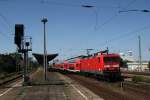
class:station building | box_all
[119,51,149,71]
[127,61,149,71]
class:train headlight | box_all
[104,65,110,67]
[113,64,119,67]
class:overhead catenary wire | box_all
[40,0,145,46]
[100,23,150,48]
[0,33,12,45]
[0,11,15,44]
[40,0,122,9]
[0,14,12,39]
[0,30,8,37]
[40,0,79,7]
[122,0,137,10]
[40,0,137,32]
[0,12,14,35]
[0,30,13,42]
[0,13,12,28]
[119,9,150,13]
[95,0,137,31]
[39,0,118,32]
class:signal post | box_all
[14,24,32,85]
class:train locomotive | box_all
[53,50,122,81]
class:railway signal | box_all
[14,24,32,85]
[14,24,24,50]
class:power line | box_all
[95,13,118,31]
[0,13,14,35]
[0,12,13,41]
[40,0,81,7]
[100,24,150,47]
[95,0,137,31]
[124,0,137,9]
[119,9,150,13]
[0,30,8,37]
[0,11,15,48]
[40,0,121,32]
[40,0,137,32]
[40,0,122,9]
[0,30,13,42]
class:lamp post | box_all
[41,18,48,80]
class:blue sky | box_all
[0,0,150,60]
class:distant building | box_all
[119,50,149,71]
[119,50,135,62]
[127,61,148,71]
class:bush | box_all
[0,53,22,74]
[148,61,150,71]
[132,76,144,83]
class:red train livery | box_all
[53,50,122,81]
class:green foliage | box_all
[120,59,128,68]
[30,61,39,68]
[132,76,150,83]
[0,52,39,76]
[144,78,150,83]
[132,76,144,83]
[148,61,150,71]
[28,57,39,68]
[0,54,15,73]
[0,53,22,74]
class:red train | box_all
[53,50,122,81]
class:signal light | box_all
[14,24,24,49]
[14,36,21,48]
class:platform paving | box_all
[0,68,103,100]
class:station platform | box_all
[0,68,103,100]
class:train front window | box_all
[104,57,121,63]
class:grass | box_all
[132,76,150,83]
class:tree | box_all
[120,58,128,68]
[148,61,150,71]
[0,53,22,74]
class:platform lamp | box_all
[41,18,48,80]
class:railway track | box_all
[0,69,37,86]
[0,73,22,86]
[121,71,150,83]
[122,71,150,76]
[66,73,150,100]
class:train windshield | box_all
[104,57,121,63]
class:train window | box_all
[104,57,121,62]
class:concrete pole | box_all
[26,45,29,73]
[23,50,27,82]
[138,35,142,71]
[41,18,48,80]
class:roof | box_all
[65,55,88,61]
[103,53,120,57]
[32,53,58,65]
